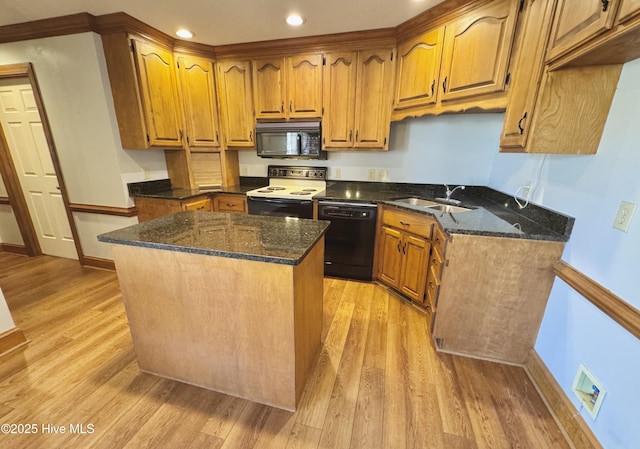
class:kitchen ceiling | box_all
[0,0,446,46]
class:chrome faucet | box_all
[437,184,465,205]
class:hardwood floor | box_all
[0,253,570,449]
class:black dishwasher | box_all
[318,201,377,281]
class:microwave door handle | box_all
[297,133,302,155]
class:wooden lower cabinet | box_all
[432,234,565,364]
[212,193,247,213]
[134,195,212,222]
[377,207,435,305]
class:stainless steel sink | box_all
[427,204,473,213]
[394,197,472,213]
[393,197,441,207]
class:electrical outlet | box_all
[613,201,637,232]
[334,167,342,179]
[367,169,376,181]
[377,169,388,182]
[523,182,532,197]
[241,166,248,176]
[142,167,150,180]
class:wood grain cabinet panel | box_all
[399,234,431,303]
[323,49,394,150]
[617,0,640,23]
[378,226,404,287]
[182,197,212,212]
[212,193,247,213]
[176,55,221,148]
[393,27,444,110]
[252,54,323,120]
[216,60,254,148]
[546,0,620,63]
[439,0,519,102]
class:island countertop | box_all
[98,211,330,266]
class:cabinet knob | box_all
[281,101,284,112]
[601,0,609,11]
[226,203,235,207]
[289,100,292,112]
[442,77,448,93]
[397,241,401,252]
[399,221,410,227]
[431,80,435,96]
[349,130,353,142]
[355,130,359,142]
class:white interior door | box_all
[0,78,77,260]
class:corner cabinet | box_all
[376,207,434,305]
[252,54,323,120]
[500,0,622,154]
[101,34,184,149]
[323,48,395,150]
[216,60,255,148]
[176,55,221,148]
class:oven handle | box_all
[318,201,377,208]
[248,196,312,204]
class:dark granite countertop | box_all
[128,178,265,200]
[98,211,330,265]
[316,182,574,242]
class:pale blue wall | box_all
[489,58,640,449]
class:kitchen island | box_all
[98,211,329,411]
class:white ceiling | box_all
[0,0,446,46]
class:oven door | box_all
[247,197,314,219]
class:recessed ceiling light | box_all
[286,15,305,26]
[176,29,194,39]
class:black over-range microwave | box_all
[255,121,325,159]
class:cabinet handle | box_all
[442,77,448,93]
[226,203,235,207]
[355,130,359,142]
[402,243,407,254]
[432,258,437,264]
[428,281,434,288]
[281,101,284,112]
[399,221,410,227]
[349,130,353,142]
[289,100,292,112]
[179,129,184,140]
[216,131,219,141]
[517,112,528,135]
[431,80,435,96]
[435,238,441,245]
[397,241,402,253]
[249,131,253,141]
[601,0,609,11]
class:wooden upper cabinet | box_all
[439,0,519,103]
[216,60,254,148]
[323,49,394,150]
[287,53,323,118]
[617,0,640,23]
[252,53,323,120]
[176,55,221,148]
[501,0,622,154]
[546,0,620,62]
[394,27,444,111]
[252,57,285,119]
[323,52,357,148]
[132,40,184,148]
[353,49,395,149]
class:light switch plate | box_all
[613,201,637,232]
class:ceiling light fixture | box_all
[286,15,305,26]
[176,29,194,39]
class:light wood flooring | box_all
[0,253,570,449]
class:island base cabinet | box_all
[110,240,324,411]
[432,234,565,364]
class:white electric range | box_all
[246,166,327,218]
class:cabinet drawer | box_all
[430,246,445,280]
[182,197,212,212]
[214,194,247,213]
[425,265,441,310]
[382,208,434,239]
[433,225,448,255]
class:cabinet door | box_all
[287,53,323,118]
[399,234,430,303]
[500,0,556,149]
[177,55,221,148]
[322,52,357,148]
[252,57,286,119]
[394,28,444,110]
[378,226,403,288]
[216,60,254,147]
[132,40,183,147]
[617,0,640,23]
[546,0,619,62]
[439,0,519,102]
[353,49,395,149]
[182,197,212,212]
